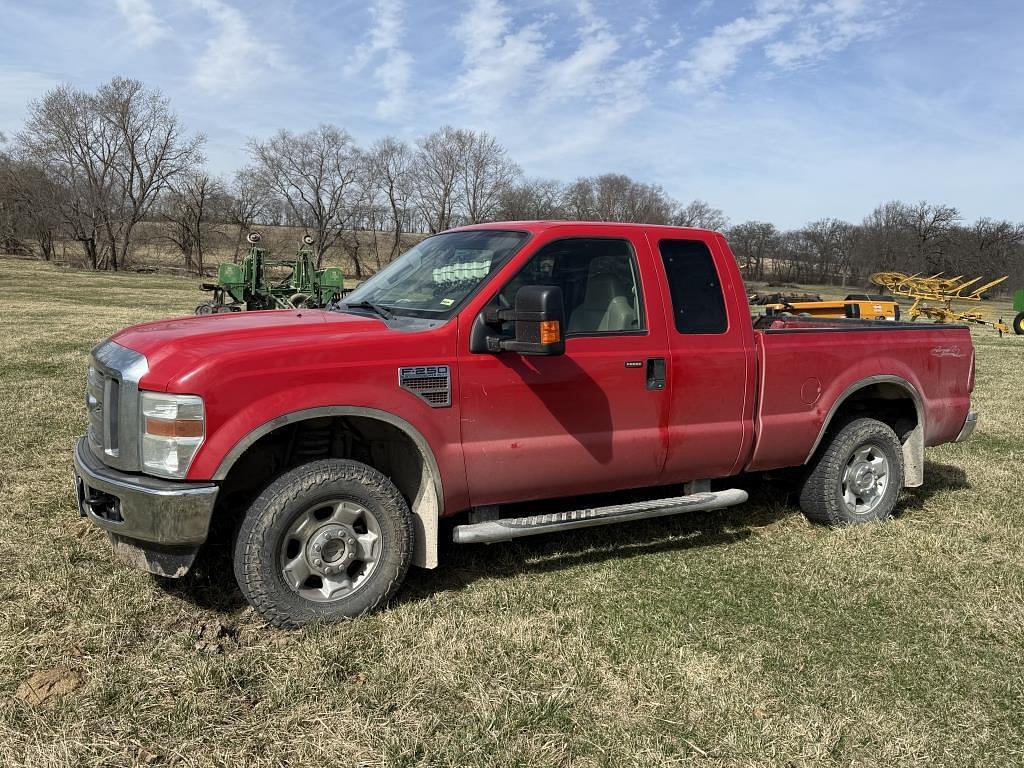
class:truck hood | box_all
[112,309,395,391]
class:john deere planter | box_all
[196,233,347,314]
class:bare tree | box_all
[727,221,779,282]
[673,199,729,231]
[413,126,463,233]
[97,78,204,270]
[0,146,64,259]
[0,133,16,254]
[906,201,959,273]
[366,137,414,261]
[18,84,117,268]
[498,178,565,220]
[952,218,1024,277]
[246,125,364,270]
[801,218,857,284]
[857,201,913,275]
[227,167,273,262]
[458,130,520,224]
[563,174,675,223]
[16,78,202,270]
[159,171,228,274]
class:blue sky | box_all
[1,0,1022,228]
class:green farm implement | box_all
[196,233,347,314]
[1013,289,1024,335]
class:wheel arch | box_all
[806,375,925,487]
[213,406,443,568]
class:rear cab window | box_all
[658,239,728,334]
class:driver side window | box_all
[499,238,644,336]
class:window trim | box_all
[657,237,730,335]
[491,235,649,339]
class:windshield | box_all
[341,230,529,318]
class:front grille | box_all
[399,365,452,408]
[86,366,105,455]
[87,365,123,458]
[86,340,148,471]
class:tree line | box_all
[1,77,1021,289]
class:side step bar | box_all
[452,488,748,544]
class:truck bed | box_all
[747,316,974,472]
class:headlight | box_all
[140,392,205,479]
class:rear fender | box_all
[806,375,925,487]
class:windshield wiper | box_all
[340,300,393,320]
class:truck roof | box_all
[449,221,722,236]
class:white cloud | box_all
[675,8,793,93]
[766,0,895,67]
[346,0,412,119]
[675,0,896,92]
[446,0,659,162]
[114,0,169,48]
[188,0,289,95]
[452,0,546,112]
[540,2,619,100]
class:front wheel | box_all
[799,417,904,525]
[233,459,414,628]
[1013,311,1024,335]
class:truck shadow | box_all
[498,353,614,463]
[895,460,969,514]
[163,460,969,615]
[399,459,970,605]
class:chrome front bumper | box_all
[73,437,218,546]
[955,410,978,443]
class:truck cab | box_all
[74,222,977,627]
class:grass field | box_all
[1,258,1022,767]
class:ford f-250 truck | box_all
[74,222,978,627]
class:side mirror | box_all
[486,285,565,355]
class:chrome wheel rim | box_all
[279,499,381,602]
[841,444,890,515]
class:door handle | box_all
[646,357,666,391]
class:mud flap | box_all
[107,533,200,578]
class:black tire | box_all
[799,417,904,526]
[1013,311,1024,335]
[233,459,414,628]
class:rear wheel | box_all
[799,417,903,525]
[1013,311,1024,335]
[233,459,414,628]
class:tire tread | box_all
[799,417,904,526]
[233,459,414,629]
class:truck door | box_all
[458,231,671,507]
[653,234,754,481]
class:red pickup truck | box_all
[74,222,978,627]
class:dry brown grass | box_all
[0,258,1022,767]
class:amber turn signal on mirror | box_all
[539,320,561,345]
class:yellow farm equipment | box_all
[869,271,1011,335]
[762,295,901,321]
